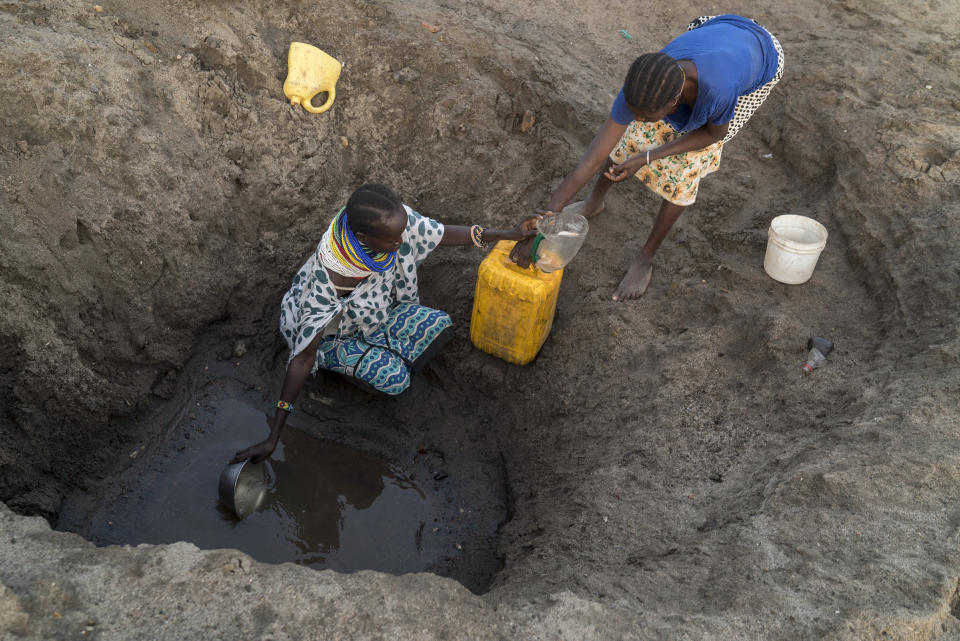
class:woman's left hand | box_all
[230,438,277,465]
[604,156,646,182]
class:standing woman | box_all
[232,184,534,464]
[513,15,784,300]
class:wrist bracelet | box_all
[470,224,486,248]
[276,400,294,413]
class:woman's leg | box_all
[366,303,453,373]
[316,334,412,396]
[351,347,412,396]
[612,198,687,301]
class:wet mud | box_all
[57,344,508,594]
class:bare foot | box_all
[612,259,653,301]
[561,200,605,219]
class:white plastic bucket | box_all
[763,215,828,284]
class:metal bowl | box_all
[218,459,268,519]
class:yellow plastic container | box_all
[470,240,563,365]
[282,42,342,114]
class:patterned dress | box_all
[611,120,723,207]
[279,206,451,395]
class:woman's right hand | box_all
[509,209,554,267]
[509,235,536,267]
[230,438,276,465]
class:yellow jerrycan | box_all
[470,240,563,365]
[283,42,342,114]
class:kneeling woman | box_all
[232,184,532,464]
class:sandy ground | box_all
[1,0,959,639]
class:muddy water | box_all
[58,367,504,588]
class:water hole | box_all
[57,359,508,593]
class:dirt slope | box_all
[1,0,959,639]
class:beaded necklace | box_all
[320,207,398,278]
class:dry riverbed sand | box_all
[1,0,959,639]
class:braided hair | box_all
[623,53,684,113]
[345,184,403,237]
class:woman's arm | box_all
[439,222,536,247]
[507,117,626,267]
[544,116,629,212]
[229,334,321,464]
[605,121,727,182]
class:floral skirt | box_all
[315,302,452,396]
[609,119,723,207]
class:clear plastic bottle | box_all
[803,348,827,372]
[802,336,834,373]
[533,213,589,273]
